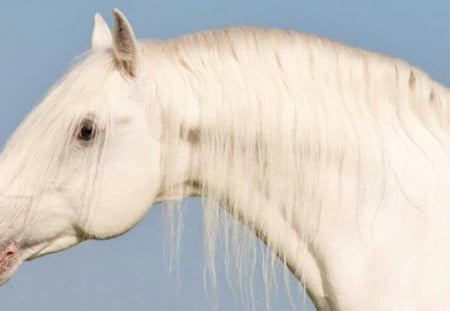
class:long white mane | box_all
[149,27,450,307]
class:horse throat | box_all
[154,123,332,308]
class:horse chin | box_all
[0,242,23,287]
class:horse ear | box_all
[112,8,139,77]
[92,13,112,51]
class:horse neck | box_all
[147,36,450,309]
[148,47,331,305]
[154,114,327,304]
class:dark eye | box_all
[77,119,96,141]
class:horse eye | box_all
[77,119,96,142]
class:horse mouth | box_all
[0,242,22,287]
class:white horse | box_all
[1,9,450,310]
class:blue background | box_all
[1,1,449,310]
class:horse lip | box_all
[0,241,23,287]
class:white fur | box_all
[1,10,450,311]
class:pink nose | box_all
[0,243,17,273]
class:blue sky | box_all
[0,1,449,310]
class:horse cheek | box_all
[82,138,161,240]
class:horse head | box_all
[0,10,163,286]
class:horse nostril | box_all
[0,243,17,264]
